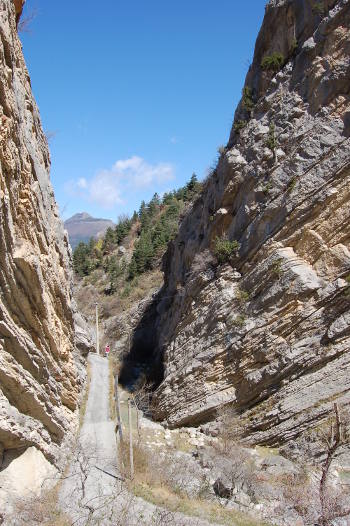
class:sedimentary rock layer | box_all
[0,0,84,464]
[153,0,350,447]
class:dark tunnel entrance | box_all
[118,293,164,391]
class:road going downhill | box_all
[59,353,120,524]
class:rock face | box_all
[152,0,350,449]
[0,0,91,473]
[13,0,24,25]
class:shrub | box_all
[233,314,246,327]
[236,287,250,304]
[213,236,240,264]
[242,86,254,114]
[291,38,298,56]
[287,176,297,193]
[263,181,273,195]
[272,258,283,277]
[261,52,285,72]
[217,145,227,155]
[266,122,277,151]
[234,120,247,133]
[312,1,325,15]
[345,275,350,296]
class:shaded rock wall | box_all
[152,0,350,448]
[0,0,88,466]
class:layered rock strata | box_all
[152,0,350,447]
[0,0,89,468]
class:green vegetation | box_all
[287,176,297,193]
[272,258,283,278]
[233,314,246,327]
[263,181,273,195]
[261,52,285,72]
[73,174,202,289]
[73,217,131,278]
[234,120,247,134]
[266,122,277,151]
[312,1,325,15]
[345,275,350,296]
[128,174,201,279]
[213,236,240,264]
[236,287,250,304]
[242,86,254,114]
[291,38,298,56]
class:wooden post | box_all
[95,302,100,356]
[114,375,123,442]
[128,398,134,479]
[132,394,140,439]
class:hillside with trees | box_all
[73,174,202,321]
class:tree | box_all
[185,173,201,199]
[73,242,93,276]
[103,227,116,254]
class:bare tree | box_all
[282,404,350,525]
[17,8,38,33]
[318,403,350,526]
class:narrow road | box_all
[59,354,120,525]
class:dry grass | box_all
[117,436,271,526]
[75,269,163,323]
[9,486,70,526]
[134,482,270,526]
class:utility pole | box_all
[95,302,100,356]
[128,398,134,479]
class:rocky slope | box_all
[150,0,350,450]
[0,0,92,487]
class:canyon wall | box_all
[0,0,90,479]
[152,0,350,449]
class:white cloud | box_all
[65,156,175,209]
[77,177,88,189]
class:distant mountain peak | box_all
[64,212,115,249]
[65,212,92,223]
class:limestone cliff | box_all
[0,0,91,472]
[152,0,350,449]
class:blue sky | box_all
[21,0,266,222]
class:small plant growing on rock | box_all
[261,52,285,72]
[266,122,277,151]
[345,274,350,296]
[272,258,283,278]
[234,120,247,134]
[263,181,273,195]
[213,236,240,264]
[287,176,297,193]
[312,1,325,15]
[236,287,250,304]
[291,38,298,56]
[217,145,227,156]
[233,314,246,327]
[242,86,254,114]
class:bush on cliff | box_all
[261,52,285,72]
[213,236,240,264]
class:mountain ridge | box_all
[64,212,115,249]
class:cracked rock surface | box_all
[0,0,92,474]
[151,0,350,451]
